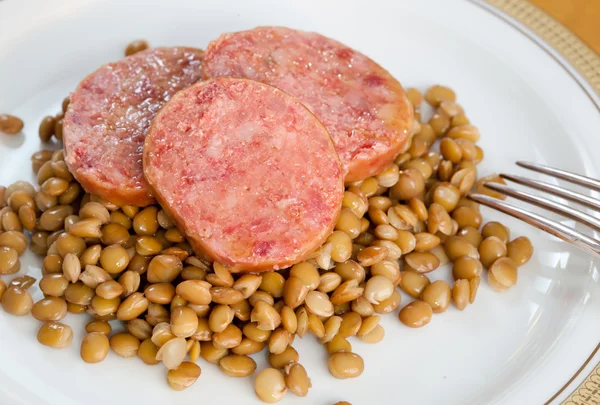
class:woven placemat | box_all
[485,0,600,99]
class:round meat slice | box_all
[144,77,344,272]
[63,47,204,206]
[203,27,414,182]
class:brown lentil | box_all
[54,118,63,141]
[199,341,229,364]
[219,354,257,377]
[268,345,299,369]
[124,319,152,341]
[390,169,425,200]
[209,304,234,333]
[420,280,452,313]
[251,301,282,331]
[99,244,130,274]
[125,39,149,56]
[9,275,36,290]
[0,114,24,134]
[5,181,35,198]
[187,340,201,362]
[479,236,508,268]
[151,322,175,347]
[404,251,440,273]
[100,223,129,246]
[79,264,111,289]
[135,338,159,365]
[507,236,533,266]
[31,150,53,173]
[373,289,402,314]
[232,338,265,356]
[37,321,73,348]
[356,246,387,267]
[444,236,480,261]
[357,324,385,343]
[212,323,243,349]
[452,279,470,310]
[406,87,423,108]
[18,205,36,231]
[334,261,365,283]
[147,254,182,283]
[55,233,86,257]
[481,222,510,243]
[399,300,433,328]
[90,295,120,317]
[64,281,94,306]
[0,246,19,275]
[428,203,453,235]
[170,306,199,338]
[295,307,309,338]
[257,272,284,298]
[166,362,201,391]
[489,257,518,288]
[31,297,68,321]
[255,368,287,403]
[326,334,353,354]
[330,279,364,305]
[328,352,364,379]
[119,270,141,296]
[457,226,483,248]
[229,299,250,322]
[317,272,342,294]
[0,231,28,255]
[282,276,308,309]
[66,302,87,314]
[429,113,450,136]
[109,332,140,358]
[1,286,33,315]
[116,292,148,321]
[335,207,363,241]
[156,337,187,370]
[37,274,67,297]
[351,296,375,317]
[81,332,110,363]
[145,302,169,326]
[400,270,430,298]
[327,230,353,263]
[85,320,111,335]
[36,161,54,186]
[94,279,123,300]
[447,124,480,142]
[133,206,159,235]
[284,363,311,397]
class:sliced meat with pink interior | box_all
[203,26,413,182]
[63,47,204,206]
[143,77,344,272]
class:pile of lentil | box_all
[0,42,534,405]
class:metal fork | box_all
[468,162,600,258]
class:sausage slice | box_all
[203,27,414,182]
[143,78,344,272]
[63,47,204,206]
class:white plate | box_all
[1,1,599,404]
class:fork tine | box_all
[517,161,600,192]
[500,173,600,211]
[468,193,600,258]
[483,182,600,232]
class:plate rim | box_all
[0,0,599,404]
[472,1,600,404]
